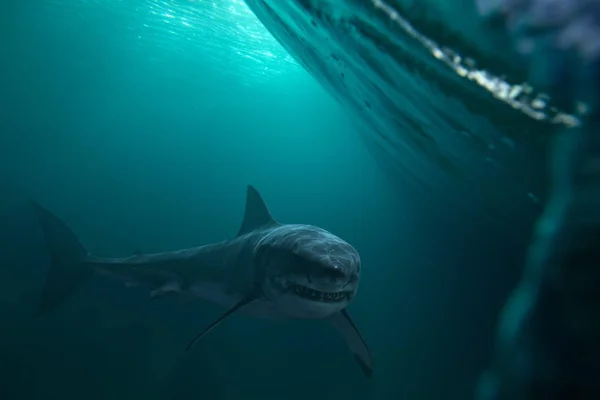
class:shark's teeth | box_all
[286,283,348,303]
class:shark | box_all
[32,185,373,376]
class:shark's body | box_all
[33,185,372,376]
[89,223,357,320]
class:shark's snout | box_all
[308,262,350,285]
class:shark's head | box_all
[256,224,360,318]
[237,186,361,318]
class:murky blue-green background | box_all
[0,0,529,399]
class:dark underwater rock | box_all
[240,0,588,229]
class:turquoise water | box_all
[0,1,533,399]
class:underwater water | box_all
[0,0,552,399]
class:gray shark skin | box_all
[32,185,373,377]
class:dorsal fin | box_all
[237,185,277,236]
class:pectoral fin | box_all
[185,294,256,351]
[328,309,373,377]
[150,282,180,300]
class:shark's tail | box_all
[31,202,92,317]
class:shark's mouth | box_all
[286,282,349,303]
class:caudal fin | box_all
[31,202,92,317]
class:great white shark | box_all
[32,185,373,376]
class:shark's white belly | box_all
[187,282,288,320]
[94,267,283,319]
[187,282,238,308]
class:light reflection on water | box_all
[46,0,299,85]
